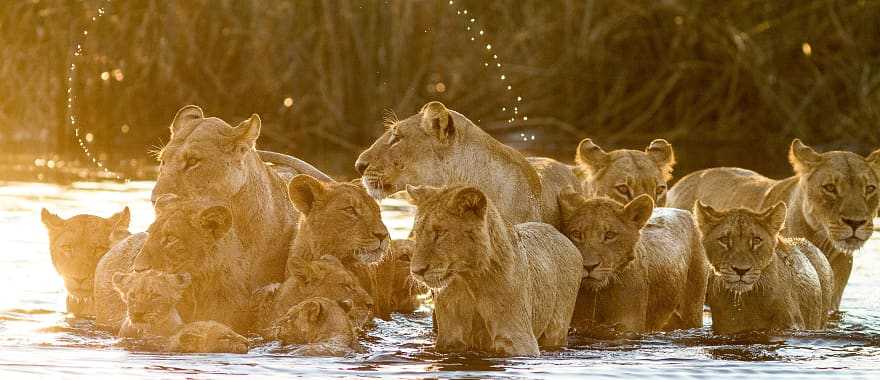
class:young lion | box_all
[41,207,130,316]
[272,297,360,356]
[695,202,833,334]
[112,270,249,353]
[574,138,676,206]
[406,185,583,356]
[558,193,708,334]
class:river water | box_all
[1,181,878,379]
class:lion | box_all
[574,138,676,206]
[150,105,332,290]
[255,255,375,335]
[695,202,834,334]
[557,192,708,334]
[94,196,252,333]
[355,101,578,228]
[112,270,249,353]
[668,139,880,310]
[405,185,583,356]
[371,239,426,320]
[271,297,360,356]
[40,207,130,317]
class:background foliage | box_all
[1,0,879,179]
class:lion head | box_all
[151,105,262,203]
[41,207,130,301]
[112,270,191,335]
[558,192,654,289]
[169,321,249,354]
[132,195,233,274]
[372,239,426,319]
[788,139,880,253]
[405,185,504,290]
[355,101,475,199]
[695,202,787,294]
[273,297,356,346]
[287,174,389,264]
[575,138,675,206]
[283,255,375,329]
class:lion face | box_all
[575,138,675,207]
[41,207,130,299]
[287,175,389,263]
[405,185,494,290]
[695,202,786,294]
[789,140,880,253]
[132,196,232,274]
[558,193,653,289]
[152,105,261,203]
[355,102,462,199]
[172,321,249,354]
[274,297,355,346]
[112,270,191,327]
[286,255,375,329]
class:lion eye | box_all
[867,185,877,195]
[568,231,584,242]
[655,185,666,195]
[603,231,617,242]
[433,229,446,242]
[751,236,763,246]
[184,157,201,170]
[718,236,730,248]
[342,206,358,216]
[162,236,181,247]
[822,184,837,195]
[615,185,631,198]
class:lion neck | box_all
[439,126,543,226]
[121,308,183,338]
[231,151,297,284]
[455,207,521,297]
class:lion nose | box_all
[131,311,146,322]
[841,218,867,231]
[355,161,368,175]
[732,266,751,276]
[374,231,388,241]
[411,264,428,276]
[584,263,600,274]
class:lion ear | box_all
[112,272,133,293]
[301,299,324,323]
[789,139,822,175]
[557,187,585,223]
[694,201,724,232]
[645,139,675,180]
[338,299,353,313]
[233,114,262,155]
[622,194,653,228]
[447,187,487,219]
[170,105,204,135]
[760,202,787,234]
[575,138,610,174]
[420,101,455,143]
[405,185,440,206]
[108,206,131,231]
[867,148,880,173]
[288,174,326,215]
[198,205,233,239]
[40,208,65,231]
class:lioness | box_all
[355,101,578,228]
[94,196,252,333]
[112,270,249,353]
[558,193,708,334]
[696,202,833,334]
[574,138,676,206]
[255,255,375,335]
[406,185,582,356]
[40,207,130,317]
[272,297,360,356]
[668,139,880,310]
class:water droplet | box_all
[283,97,294,107]
[485,44,492,50]
[802,42,812,56]
[100,71,110,81]
[85,133,94,143]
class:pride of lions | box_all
[38,102,879,357]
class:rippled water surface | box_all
[1,181,879,379]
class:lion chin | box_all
[833,236,865,255]
[581,275,611,290]
[722,279,755,294]
[361,177,396,199]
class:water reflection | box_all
[1,181,880,378]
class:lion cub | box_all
[41,207,131,316]
[272,297,360,356]
[558,193,709,334]
[112,270,248,353]
[696,202,833,334]
[372,239,426,320]
[406,185,583,356]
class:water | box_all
[1,181,879,379]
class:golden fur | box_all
[167,321,249,354]
[355,101,578,228]
[41,207,130,316]
[272,297,359,356]
[574,138,676,206]
[558,193,708,334]
[668,139,880,310]
[406,185,582,356]
[371,239,426,320]
[696,202,834,334]
[95,197,253,332]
